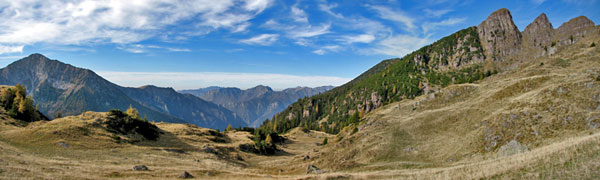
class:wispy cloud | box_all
[118,44,191,53]
[239,34,279,46]
[367,5,416,32]
[338,34,376,44]
[0,45,24,55]
[312,45,342,55]
[422,17,467,33]
[97,71,351,90]
[291,5,309,23]
[423,9,454,17]
[372,35,431,57]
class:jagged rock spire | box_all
[523,13,554,47]
[477,8,522,61]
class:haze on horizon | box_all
[0,0,598,90]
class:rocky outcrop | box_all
[477,8,522,61]
[555,16,596,46]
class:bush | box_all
[322,137,328,145]
[105,109,160,140]
[592,42,596,47]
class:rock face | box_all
[477,8,522,61]
[523,13,555,50]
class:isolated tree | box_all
[125,105,140,120]
[55,112,63,119]
[226,124,233,132]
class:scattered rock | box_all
[132,165,149,171]
[58,142,70,148]
[306,164,325,174]
[303,155,310,161]
[497,140,528,157]
[178,171,193,179]
[201,145,217,154]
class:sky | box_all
[0,0,598,90]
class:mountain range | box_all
[0,54,247,129]
[179,85,333,127]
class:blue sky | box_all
[0,0,598,90]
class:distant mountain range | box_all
[0,54,245,129]
[179,85,333,127]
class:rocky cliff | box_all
[477,8,522,61]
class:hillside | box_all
[0,54,244,129]
[180,85,333,127]
[261,8,598,135]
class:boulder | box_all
[497,140,528,157]
[306,164,325,174]
[132,165,149,171]
[178,171,193,179]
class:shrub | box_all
[592,42,596,47]
[105,109,160,140]
[322,137,328,145]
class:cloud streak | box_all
[97,71,351,90]
[239,34,279,45]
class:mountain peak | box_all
[477,8,522,61]
[523,13,554,49]
[248,85,273,92]
[557,16,595,33]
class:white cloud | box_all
[422,17,466,33]
[312,49,326,55]
[0,0,273,50]
[291,5,308,23]
[0,45,24,55]
[96,71,351,90]
[318,3,344,19]
[423,9,453,17]
[290,24,331,38]
[239,34,279,45]
[367,5,416,31]
[372,35,431,57]
[339,34,376,44]
[312,45,341,55]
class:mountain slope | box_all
[181,85,333,127]
[0,54,244,129]
[260,8,599,135]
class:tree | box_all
[55,112,63,119]
[265,134,273,145]
[125,105,140,120]
[226,124,233,132]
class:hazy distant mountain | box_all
[180,85,333,127]
[0,54,245,129]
